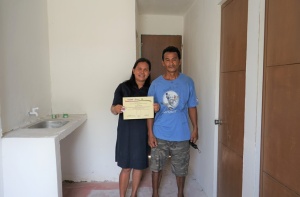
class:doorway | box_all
[141,35,182,81]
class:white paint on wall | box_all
[135,2,140,58]
[48,0,137,181]
[0,0,52,132]
[0,80,2,136]
[0,1,51,196]
[0,83,3,197]
[138,15,183,36]
[0,139,3,197]
[183,1,221,197]
[217,0,228,5]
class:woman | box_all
[111,58,159,197]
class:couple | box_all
[111,46,199,197]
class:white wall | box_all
[0,0,51,196]
[135,2,140,58]
[138,15,184,35]
[0,116,2,197]
[0,0,52,132]
[0,32,3,196]
[183,1,221,197]
[48,0,137,181]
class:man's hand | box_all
[148,134,157,148]
[190,129,198,143]
[153,103,160,113]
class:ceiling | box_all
[136,0,197,16]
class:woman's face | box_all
[133,62,150,83]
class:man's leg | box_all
[170,140,190,197]
[176,176,186,197]
[152,171,162,197]
[150,139,169,197]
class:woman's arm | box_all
[111,104,124,115]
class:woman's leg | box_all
[119,168,131,197]
[131,169,143,197]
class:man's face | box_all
[162,52,181,73]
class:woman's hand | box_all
[111,104,125,115]
[153,103,160,113]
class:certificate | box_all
[123,96,154,120]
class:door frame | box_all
[241,0,265,196]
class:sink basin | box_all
[27,120,69,129]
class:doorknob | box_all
[215,119,223,125]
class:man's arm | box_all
[188,107,198,143]
[147,118,157,148]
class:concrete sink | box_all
[27,120,69,129]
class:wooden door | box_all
[141,35,182,81]
[261,0,300,196]
[217,0,248,196]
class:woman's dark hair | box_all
[127,57,151,88]
[162,46,181,60]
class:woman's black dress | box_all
[112,81,149,170]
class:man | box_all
[147,46,199,197]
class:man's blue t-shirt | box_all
[148,73,199,141]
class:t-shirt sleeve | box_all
[148,83,158,103]
[147,83,154,96]
[188,79,199,107]
[112,83,123,106]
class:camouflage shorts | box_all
[150,138,190,176]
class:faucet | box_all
[28,107,39,116]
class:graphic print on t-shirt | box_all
[163,90,179,111]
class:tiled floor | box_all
[63,159,207,197]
